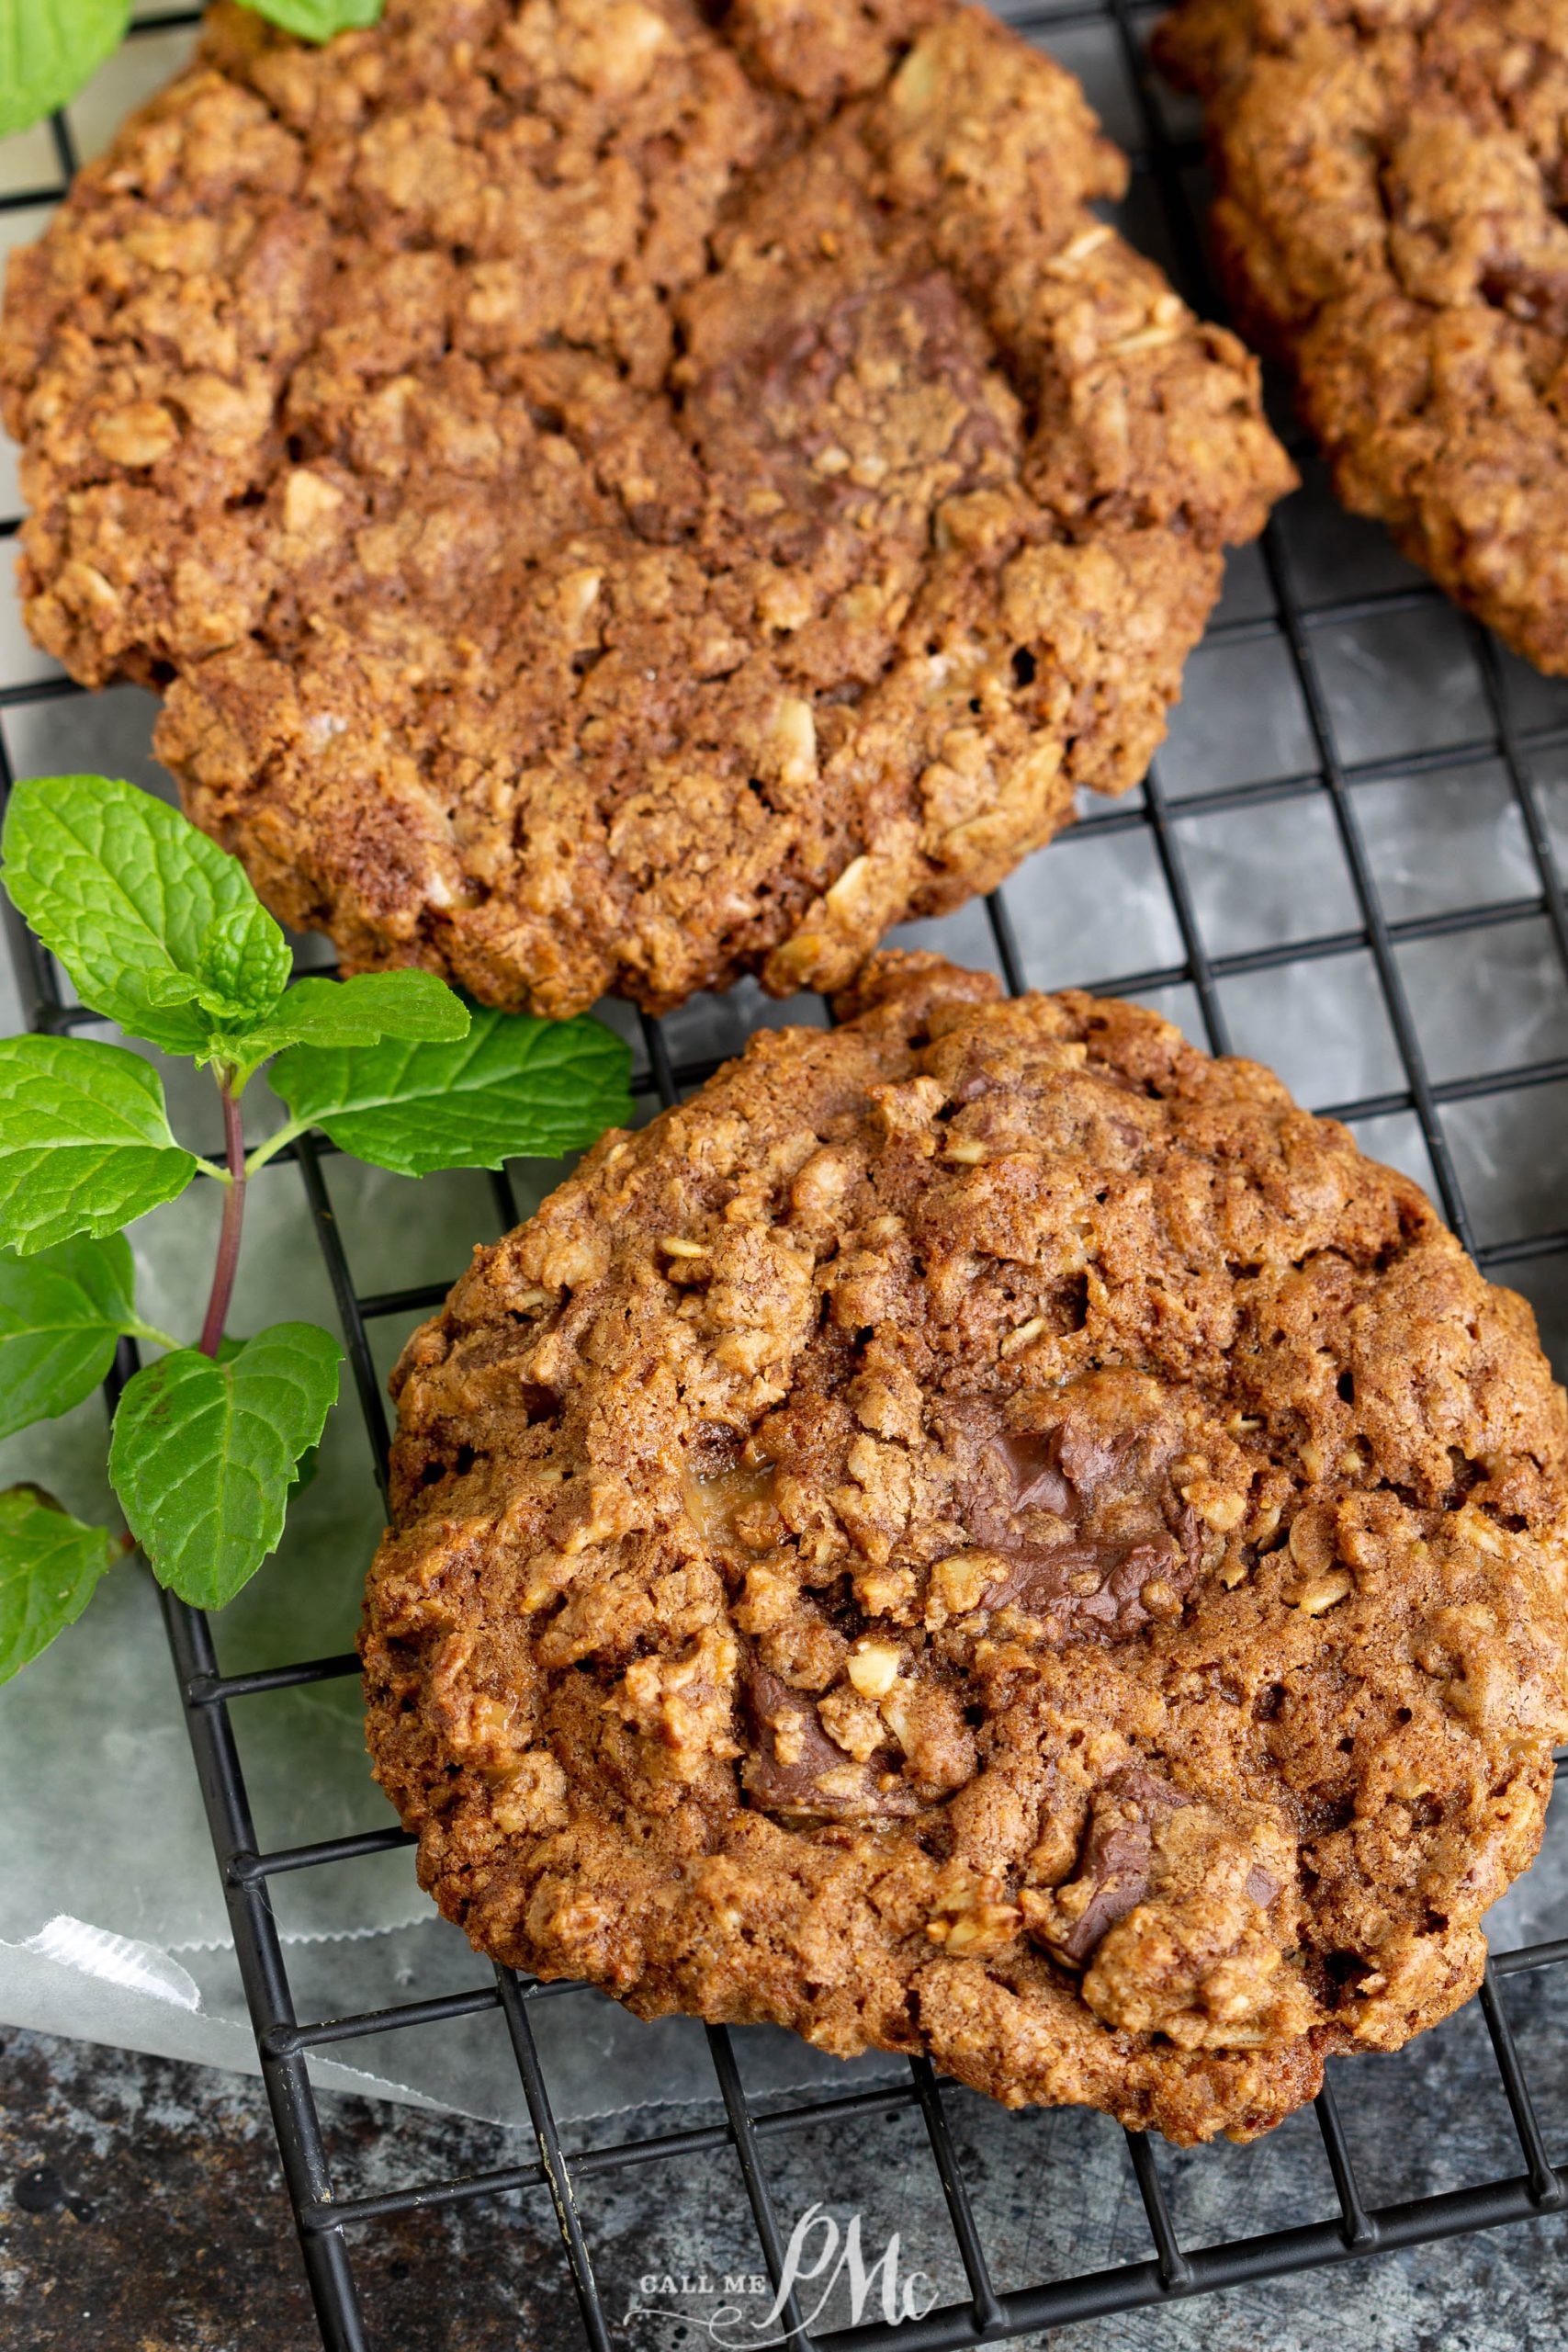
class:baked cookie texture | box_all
[362,952,1568,2143]
[0,0,1292,1017]
[1156,0,1568,673]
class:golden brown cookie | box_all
[1156,0,1568,672]
[0,0,1291,1016]
[362,952,1568,2143]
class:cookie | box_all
[1,0,1292,1018]
[1156,0,1568,673]
[362,951,1568,2143]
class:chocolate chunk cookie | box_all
[0,0,1292,1017]
[362,952,1568,2143]
[1156,0,1568,673]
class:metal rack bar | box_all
[1124,2132,1191,2293]
[295,2081,931,2232]
[1138,754,1233,1055]
[231,1826,417,1881]
[1105,0,1479,1254]
[293,1133,394,1501]
[186,1652,364,1702]
[743,2164,1568,2351]
[1477,1964,1565,2211]
[706,2025,816,2347]
[906,2057,1008,2339]
[494,1970,615,2352]
[159,1579,373,2352]
[1470,628,1568,989]
[1265,555,1480,1252]
[1495,1938,1568,1978]
[1314,2076,1377,2251]
[267,1989,505,2057]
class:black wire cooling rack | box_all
[8,3,1568,2347]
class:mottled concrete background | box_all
[5,1993,1568,2352]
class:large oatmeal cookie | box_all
[1156,0,1568,673]
[0,0,1291,1016]
[362,952,1568,2143]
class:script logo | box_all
[628,2204,936,2345]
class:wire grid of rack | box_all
[6,1,1568,2346]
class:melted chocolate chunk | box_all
[739,1657,920,1822]
[943,1391,1204,1638]
[1038,1766,1186,1965]
[1480,254,1568,338]
[1039,1770,1284,1967]
[982,1536,1194,1634]
[1049,1792,1155,1964]
[990,1427,1073,1517]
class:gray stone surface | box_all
[5,1996,1568,2351]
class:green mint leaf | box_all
[0,1035,197,1251]
[2,775,290,1055]
[0,1232,137,1441]
[0,0,130,140]
[193,906,294,1019]
[229,968,470,1069]
[269,1010,634,1178]
[0,1487,118,1683]
[108,1322,342,1609]
[240,0,383,41]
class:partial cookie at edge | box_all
[1156,0,1568,673]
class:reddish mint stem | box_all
[198,1078,246,1360]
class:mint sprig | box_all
[226,968,470,1070]
[110,1325,343,1610]
[0,1487,118,1682]
[4,775,292,1057]
[0,1034,197,1253]
[265,1012,635,1179]
[0,774,633,1679]
[0,1233,166,1442]
[0,0,129,141]
[246,0,385,38]
[0,0,382,141]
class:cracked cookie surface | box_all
[1156,0,1568,673]
[0,0,1290,1015]
[362,951,1568,2142]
